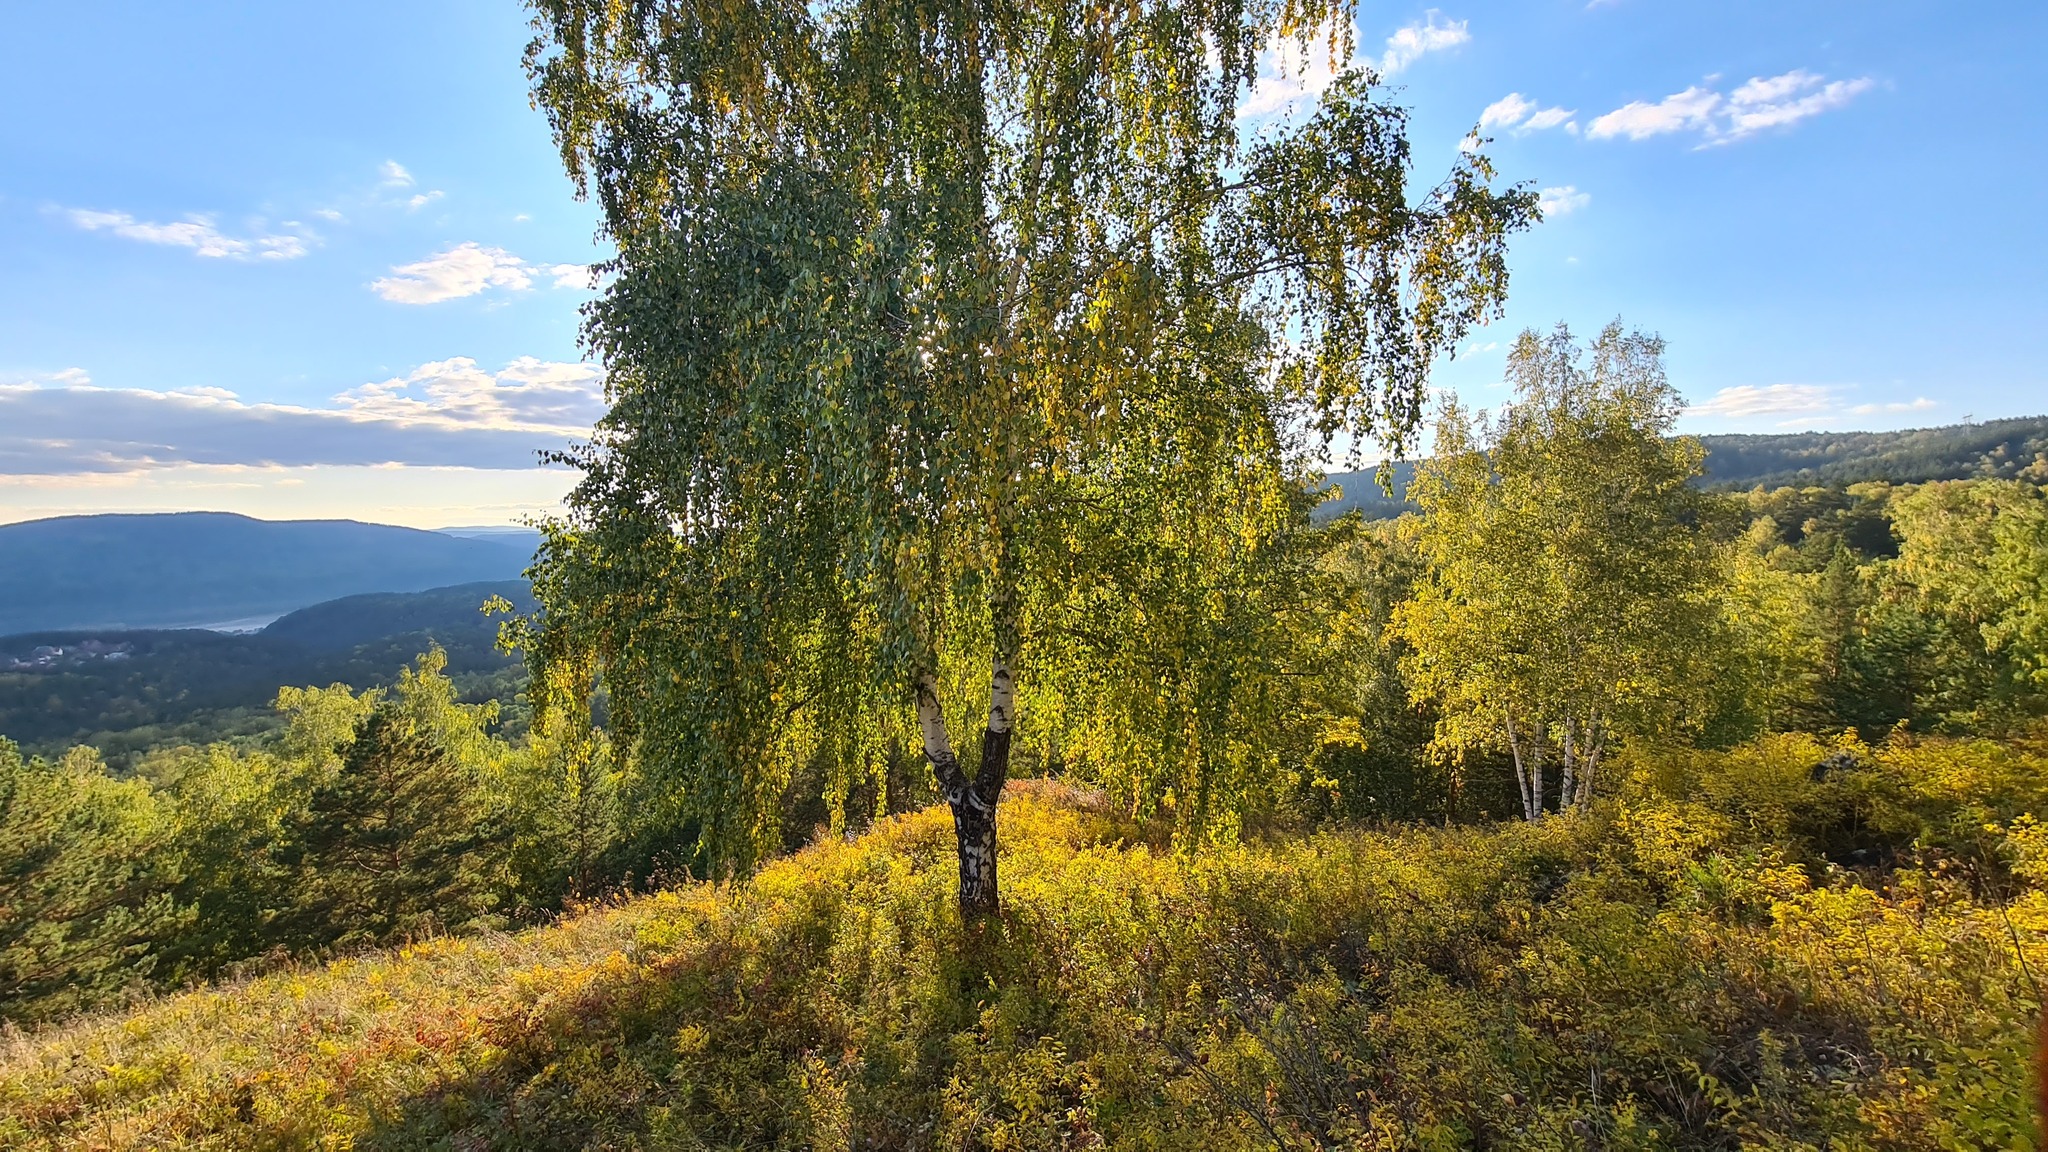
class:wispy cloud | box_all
[1590,69,1874,145]
[1238,22,1353,120]
[0,358,604,475]
[376,159,445,211]
[1239,11,1468,120]
[334,357,605,433]
[1723,70,1876,139]
[1588,86,1723,141]
[546,263,597,290]
[1479,92,1577,135]
[65,209,311,261]
[1848,397,1937,417]
[1686,383,1838,419]
[1478,93,1534,130]
[1687,384,1937,424]
[1380,11,1469,76]
[1538,185,1590,217]
[372,243,595,304]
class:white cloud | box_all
[1476,92,1575,137]
[380,160,415,187]
[1238,21,1353,120]
[1723,70,1875,140]
[1479,92,1535,130]
[547,263,597,290]
[0,464,577,530]
[1239,11,1469,121]
[1848,397,1937,416]
[371,245,600,304]
[406,190,445,211]
[1538,185,1590,216]
[335,357,605,434]
[372,243,536,304]
[1588,85,1723,141]
[1590,70,1873,145]
[0,358,604,475]
[66,209,310,261]
[1380,11,1469,76]
[1686,383,1838,419]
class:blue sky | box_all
[2,1,2042,526]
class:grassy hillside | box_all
[0,581,531,762]
[1318,415,2048,520]
[0,512,534,635]
[5,741,2041,1149]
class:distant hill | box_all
[1692,415,2048,490]
[0,512,537,635]
[1316,462,1420,520]
[1317,415,2048,520]
[0,580,534,762]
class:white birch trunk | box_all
[915,662,1010,919]
[1575,722,1602,810]
[1506,717,1534,821]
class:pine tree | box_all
[283,709,499,950]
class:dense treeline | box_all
[1316,414,2048,521]
[1697,414,2048,490]
[0,650,582,1024]
[5,329,2045,1029]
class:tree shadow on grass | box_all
[344,898,1044,1149]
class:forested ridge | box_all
[0,582,532,764]
[1318,413,2048,520]
[5,0,2047,1145]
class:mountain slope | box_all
[0,512,535,634]
[1317,415,2048,520]
[1693,414,2048,489]
[0,581,533,760]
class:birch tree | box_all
[520,0,1536,915]
[1395,323,1720,817]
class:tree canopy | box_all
[1395,322,1722,818]
[520,0,1537,906]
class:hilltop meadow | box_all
[7,0,2048,1146]
[6,378,2047,1146]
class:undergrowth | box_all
[3,740,2045,1150]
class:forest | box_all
[5,0,2048,1146]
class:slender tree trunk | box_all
[1506,717,1534,822]
[1558,716,1577,817]
[1529,723,1546,820]
[1575,726,1602,810]
[914,648,1015,920]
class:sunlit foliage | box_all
[7,747,2046,1146]
[1395,323,1724,818]
[516,0,1538,904]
